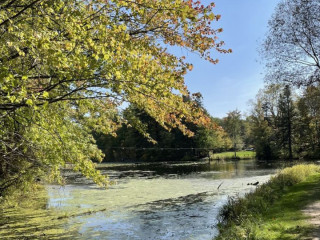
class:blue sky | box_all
[183,0,280,118]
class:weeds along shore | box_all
[215,164,320,240]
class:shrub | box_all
[272,164,320,187]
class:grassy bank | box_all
[212,151,256,160]
[216,164,320,240]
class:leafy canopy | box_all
[0,0,230,190]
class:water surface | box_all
[1,160,279,239]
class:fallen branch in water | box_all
[55,208,107,220]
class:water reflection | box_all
[1,159,282,240]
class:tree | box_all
[249,105,275,160]
[0,0,231,195]
[276,85,296,159]
[248,85,283,160]
[195,124,231,153]
[301,86,320,149]
[250,83,320,160]
[94,100,231,162]
[223,110,243,157]
[250,85,298,160]
[296,85,320,157]
[262,0,320,86]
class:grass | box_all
[216,164,320,240]
[211,151,256,160]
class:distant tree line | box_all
[94,103,257,162]
[94,100,236,162]
[96,80,320,162]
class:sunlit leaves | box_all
[0,0,230,188]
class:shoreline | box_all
[215,164,320,239]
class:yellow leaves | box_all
[87,38,94,47]
[64,42,74,51]
[13,46,25,56]
[26,99,33,106]
[7,25,13,32]
[208,13,215,21]
[42,91,49,99]
[93,54,99,61]
[114,71,121,79]
[8,95,16,103]
[103,52,110,60]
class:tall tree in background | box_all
[276,85,295,159]
[248,86,282,160]
[296,85,320,157]
[0,0,231,195]
[223,110,243,158]
[262,0,320,86]
[302,86,320,148]
[249,85,297,160]
[249,96,275,160]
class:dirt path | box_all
[302,201,320,240]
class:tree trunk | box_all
[288,102,293,160]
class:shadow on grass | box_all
[261,175,320,239]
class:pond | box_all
[1,160,281,239]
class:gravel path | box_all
[302,202,320,240]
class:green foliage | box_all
[221,110,248,157]
[0,0,230,197]
[195,126,232,153]
[248,85,295,160]
[217,164,320,240]
[249,84,320,160]
[248,85,281,160]
[275,85,296,159]
[295,86,320,158]
[94,106,231,161]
